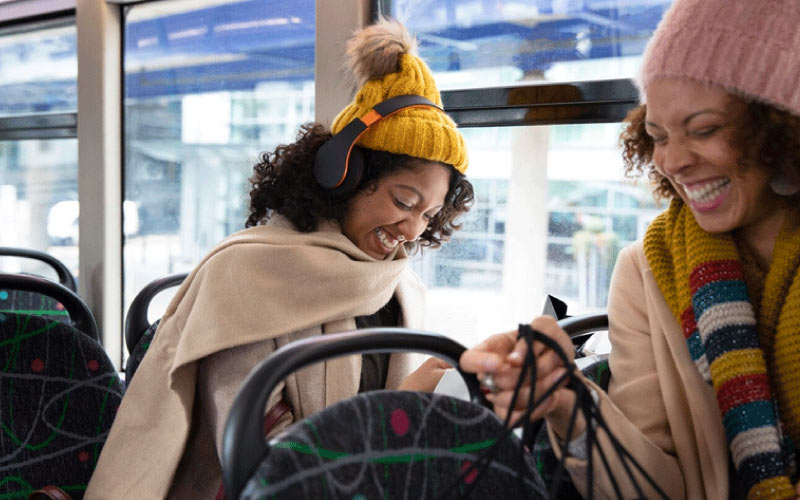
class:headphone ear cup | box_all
[313,139,343,189]
[328,146,365,195]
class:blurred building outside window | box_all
[0,20,78,282]
[123,0,315,327]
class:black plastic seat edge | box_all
[0,246,77,292]
[124,273,188,352]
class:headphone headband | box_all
[314,95,444,191]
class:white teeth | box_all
[683,178,730,203]
[375,228,400,249]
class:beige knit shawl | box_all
[86,217,419,499]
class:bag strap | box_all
[261,400,292,436]
[28,486,73,500]
[215,399,293,500]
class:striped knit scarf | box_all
[644,199,800,499]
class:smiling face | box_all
[341,160,452,260]
[644,78,780,236]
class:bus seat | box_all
[0,312,123,500]
[0,273,99,342]
[221,328,550,500]
[242,390,545,499]
[123,273,187,383]
[0,248,78,327]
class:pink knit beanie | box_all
[639,0,800,116]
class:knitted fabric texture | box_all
[644,199,800,499]
[638,0,800,116]
[331,51,468,174]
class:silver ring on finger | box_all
[481,373,501,394]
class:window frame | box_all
[370,3,642,128]
[441,79,639,128]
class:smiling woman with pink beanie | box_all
[459,0,800,498]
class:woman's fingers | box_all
[460,330,518,373]
[534,350,565,380]
[507,316,574,367]
[491,386,570,424]
[423,356,453,370]
[489,367,567,409]
[462,316,573,375]
[488,349,563,390]
[532,315,575,364]
[462,317,577,424]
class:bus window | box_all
[384,0,672,346]
[0,20,78,280]
[122,0,315,330]
[410,123,660,348]
[387,0,673,90]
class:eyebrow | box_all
[395,184,444,210]
[645,109,726,129]
[395,184,425,201]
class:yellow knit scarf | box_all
[644,199,800,498]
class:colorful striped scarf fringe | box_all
[644,199,800,500]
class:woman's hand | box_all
[460,316,579,437]
[397,356,452,392]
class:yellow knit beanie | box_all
[331,19,468,174]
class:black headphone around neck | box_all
[313,94,444,194]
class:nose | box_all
[397,213,429,242]
[656,136,695,177]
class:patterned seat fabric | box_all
[0,312,123,500]
[124,318,160,384]
[242,390,547,500]
[0,289,72,326]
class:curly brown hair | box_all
[620,100,800,200]
[246,123,474,250]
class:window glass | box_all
[386,0,673,90]
[411,123,660,348]
[123,0,315,323]
[0,22,77,116]
[0,139,79,281]
[0,20,78,282]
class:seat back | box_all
[0,248,79,328]
[222,327,496,499]
[242,390,545,500]
[123,273,187,382]
[0,273,99,341]
[0,312,123,500]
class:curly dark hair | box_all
[620,100,800,200]
[246,123,474,250]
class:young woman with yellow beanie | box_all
[85,19,472,499]
[461,0,800,498]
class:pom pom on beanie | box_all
[332,18,468,174]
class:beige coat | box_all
[558,240,729,499]
[85,218,425,499]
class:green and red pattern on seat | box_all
[0,288,71,325]
[241,390,546,500]
[0,313,123,500]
